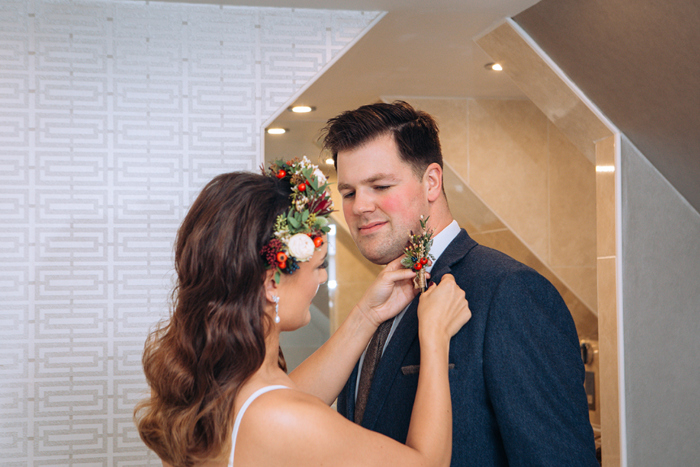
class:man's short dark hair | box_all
[321,100,442,178]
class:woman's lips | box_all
[358,221,387,234]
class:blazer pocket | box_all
[401,363,455,375]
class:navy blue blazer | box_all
[337,230,598,466]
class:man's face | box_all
[336,133,428,265]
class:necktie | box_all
[354,317,395,425]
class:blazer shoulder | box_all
[453,239,535,281]
[448,239,566,314]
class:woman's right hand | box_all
[417,274,471,342]
[356,256,421,328]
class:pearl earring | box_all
[273,295,280,323]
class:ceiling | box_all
[515,0,700,213]
[157,1,699,213]
[198,0,540,162]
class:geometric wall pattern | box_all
[0,1,380,464]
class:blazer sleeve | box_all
[482,269,598,466]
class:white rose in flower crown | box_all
[313,168,327,185]
[287,233,315,262]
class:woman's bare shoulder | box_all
[244,387,336,429]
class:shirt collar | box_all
[425,220,460,273]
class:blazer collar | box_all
[359,229,476,429]
[428,229,477,283]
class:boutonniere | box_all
[401,216,435,291]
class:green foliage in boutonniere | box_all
[402,216,435,290]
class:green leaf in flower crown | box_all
[287,215,301,229]
[309,177,319,191]
[301,210,309,224]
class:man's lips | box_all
[358,221,387,234]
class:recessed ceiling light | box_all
[266,128,287,135]
[325,157,334,165]
[288,105,315,113]
[485,62,503,71]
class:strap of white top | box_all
[228,385,288,467]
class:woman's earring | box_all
[273,295,280,323]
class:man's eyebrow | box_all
[337,174,397,192]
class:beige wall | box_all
[385,96,598,338]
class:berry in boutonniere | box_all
[401,216,435,291]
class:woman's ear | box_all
[425,162,443,203]
[263,268,279,304]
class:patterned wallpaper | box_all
[0,1,381,464]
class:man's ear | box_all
[425,163,443,203]
[263,268,280,303]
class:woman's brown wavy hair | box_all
[134,172,291,466]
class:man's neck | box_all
[430,216,455,237]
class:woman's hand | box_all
[356,256,423,327]
[417,274,471,342]
[290,257,420,404]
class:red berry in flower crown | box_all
[261,156,334,283]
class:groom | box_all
[323,101,598,466]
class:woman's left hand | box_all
[356,256,423,327]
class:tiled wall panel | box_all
[0,1,380,464]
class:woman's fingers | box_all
[417,274,471,339]
[382,267,424,283]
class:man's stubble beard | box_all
[357,240,405,266]
[353,223,416,266]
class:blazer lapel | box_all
[359,229,477,430]
[360,297,420,430]
[341,361,360,421]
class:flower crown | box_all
[260,157,334,282]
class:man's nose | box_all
[352,190,375,215]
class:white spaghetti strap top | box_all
[228,385,288,467]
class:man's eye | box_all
[319,260,329,270]
[341,191,355,199]
[374,185,390,191]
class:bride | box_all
[134,158,471,467]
